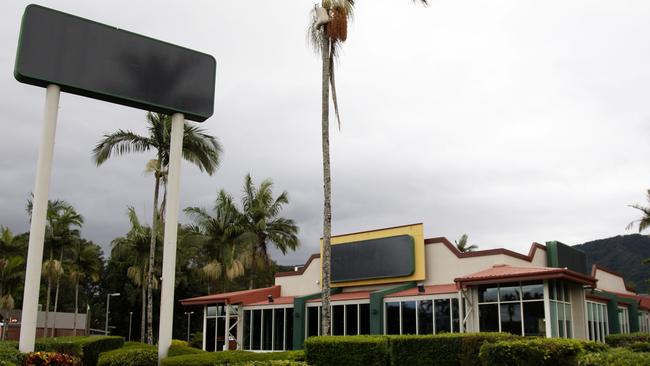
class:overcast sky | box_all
[1,0,650,265]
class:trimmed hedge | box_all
[605,332,650,347]
[35,336,124,366]
[304,335,389,366]
[167,345,204,357]
[388,332,516,366]
[233,362,307,366]
[97,348,157,366]
[478,338,608,366]
[0,342,22,366]
[160,350,305,366]
[628,341,650,352]
[578,347,650,365]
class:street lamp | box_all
[128,312,133,342]
[184,311,194,343]
[104,293,120,335]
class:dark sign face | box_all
[15,5,215,122]
[331,235,415,283]
[555,242,589,275]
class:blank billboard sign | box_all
[15,5,215,122]
[547,241,589,275]
[331,235,415,283]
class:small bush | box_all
[304,335,389,366]
[167,345,203,357]
[97,348,156,366]
[35,336,124,366]
[478,338,606,366]
[578,347,650,365]
[170,340,188,348]
[605,332,650,347]
[23,351,78,366]
[0,342,22,366]
[161,350,304,366]
[189,332,202,349]
[628,341,650,352]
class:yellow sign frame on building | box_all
[320,223,425,288]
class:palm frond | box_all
[92,130,152,165]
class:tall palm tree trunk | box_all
[51,249,63,337]
[320,34,333,337]
[147,174,161,345]
[73,282,79,336]
[141,276,146,343]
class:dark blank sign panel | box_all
[555,242,589,275]
[15,5,215,122]
[331,235,415,283]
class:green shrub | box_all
[161,350,304,366]
[0,342,22,366]
[167,345,204,357]
[387,332,516,366]
[189,332,202,349]
[605,333,650,347]
[478,338,606,366]
[35,336,124,366]
[304,335,389,366]
[628,341,650,352]
[97,348,157,366]
[233,362,307,366]
[578,347,650,365]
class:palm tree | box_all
[68,239,102,336]
[307,0,428,336]
[238,174,299,289]
[0,254,24,340]
[184,190,247,293]
[455,234,478,253]
[27,199,83,337]
[627,189,650,232]
[93,112,222,344]
[111,207,157,343]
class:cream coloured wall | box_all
[275,257,321,297]
[569,283,587,340]
[422,241,547,285]
[594,269,634,295]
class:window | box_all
[549,280,572,338]
[639,311,650,333]
[478,281,545,336]
[619,306,630,334]
[332,305,345,336]
[243,307,294,351]
[586,301,608,342]
[384,297,461,335]
[306,303,370,337]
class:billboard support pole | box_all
[19,84,60,352]
[158,112,184,361]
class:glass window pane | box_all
[564,283,571,303]
[205,314,216,352]
[565,304,572,338]
[307,307,319,338]
[217,305,226,317]
[207,306,217,317]
[500,303,521,335]
[359,304,370,335]
[435,299,451,333]
[333,305,345,336]
[401,301,417,335]
[244,310,251,350]
[479,304,499,332]
[478,285,499,303]
[262,309,273,350]
[216,317,225,351]
[252,310,261,350]
[418,300,433,335]
[523,301,545,336]
[557,303,565,338]
[521,282,544,300]
[346,305,358,336]
[285,308,294,350]
[499,283,521,302]
[386,302,400,334]
[274,309,284,350]
[452,298,459,333]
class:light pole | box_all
[128,312,133,342]
[104,293,120,335]
[185,311,194,343]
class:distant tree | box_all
[68,239,102,336]
[93,112,222,344]
[627,189,650,233]
[455,234,478,253]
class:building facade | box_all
[180,223,650,351]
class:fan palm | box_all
[627,190,650,233]
[111,206,158,343]
[184,190,247,293]
[68,240,102,336]
[455,234,478,253]
[308,0,428,336]
[93,112,222,344]
[238,174,299,289]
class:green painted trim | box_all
[546,241,560,268]
[291,288,342,349]
[588,290,640,334]
[369,281,417,335]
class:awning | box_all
[179,285,281,306]
[454,264,597,288]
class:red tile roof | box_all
[180,286,281,306]
[307,291,371,303]
[246,296,295,307]
[639,295,650,311]
[386,284,457,298]
[454,264,597,288]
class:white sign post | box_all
[19,84,60,352]
[157,112,185,360]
